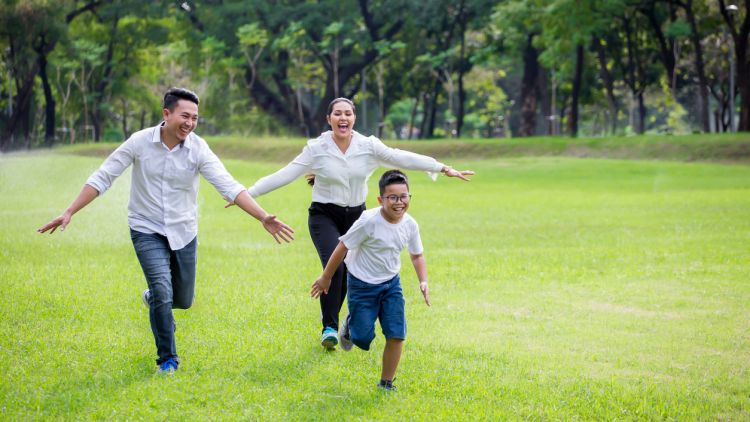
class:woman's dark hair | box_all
[327,97,355,115]
[163,87,200,111]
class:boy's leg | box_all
[130,229,178,365]
[379,275,406,382]
[171,236,197,310]
[346,274,380,351]
[381,339,404,381]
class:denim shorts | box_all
[346,273,406,351]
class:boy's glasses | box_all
[382,194,412,203]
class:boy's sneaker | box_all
[377,379,397,391]
[158,358,178,374]
[320,327,338,350]
[141,289,151,308]
[339,315,353,351]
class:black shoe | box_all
[377,379,397,391]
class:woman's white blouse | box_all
[248,131,444,207]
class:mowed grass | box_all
[1,148,749,419]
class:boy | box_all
[310,169,430,391]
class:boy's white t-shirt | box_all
[340,207,423,284]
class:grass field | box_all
[1,138,749,419]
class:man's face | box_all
[163,99,199,141]
[377,183,411,222]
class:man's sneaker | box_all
[339,315,353,351]
[141,289,151,308]
[378,379,397,391]
[158,358,178,374]
[320,327,338,350]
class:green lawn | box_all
[1,146,749,419]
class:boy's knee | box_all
[351,331,376,351]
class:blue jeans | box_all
[346,273,406,351]
[130,229,197,365]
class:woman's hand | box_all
[442,166,474,181]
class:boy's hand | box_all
[310,276,332,298]
[420,281,431,306]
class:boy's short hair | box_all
[163,87,200,111]
[379,169,409,195]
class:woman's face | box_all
[326,101,356,139]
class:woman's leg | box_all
[308,210,345,331]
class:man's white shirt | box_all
[248,131,444,207]
[86,124,245,250]
[340,207,423,284]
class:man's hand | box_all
[310,276,332,298]
[261,215,295,244]
[420,281,431,306]
[442,166,475,181]
[37,212,72,234]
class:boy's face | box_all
[378,183,410,223]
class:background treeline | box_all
[1,0,748,151]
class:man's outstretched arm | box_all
[232,190,295,244]
[37,185,99,234]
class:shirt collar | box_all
[153,122,193,149]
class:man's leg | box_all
[171,236,197,310]
[130,230,178,365]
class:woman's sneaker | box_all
[339,315,353,351]
[320,327,338,350]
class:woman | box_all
[244,98,473,349]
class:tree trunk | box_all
[426,79,441,138]
[455,14,467,138]
[638,92,646,134]
[37,48,56,146]
[568,44,584,137]
[594,36,618,134]
[90,15,119,142]
[407,95,419,140]
[519,33,540,137]
[684,0,710,132]
[1,63,38,151]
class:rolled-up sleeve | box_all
[85,139,136,195]
[247,146,313,198]
[199,147,245,202]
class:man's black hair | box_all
[163,87,200,111]
[379,169,409,195]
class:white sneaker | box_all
[339,315,353,351]
[141,289,151,308]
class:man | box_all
[38,87,294,373]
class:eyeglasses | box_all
[382,194,412,203]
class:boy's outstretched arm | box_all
[410,253,431,306]
[311,241,348,298]
[37,185,100,234]
[232,191,295,243]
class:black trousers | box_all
[308,201,366,332]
